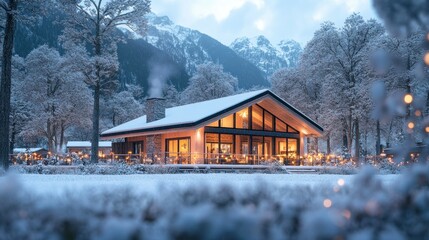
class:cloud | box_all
[151,0,378,46]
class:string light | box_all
[407,122,415,129]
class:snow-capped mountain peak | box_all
[230,36,302,77]
[141,13,268,89]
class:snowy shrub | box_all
[0,165,428,239]
[318,163,358,175]
[376,159,403,174]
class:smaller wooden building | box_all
[66,141,112,156]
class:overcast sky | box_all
[151,0,379,46]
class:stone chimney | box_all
[146,98,166,123]
[146,97,166,163]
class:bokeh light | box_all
[323,199,332,208]
[404,94,413,104]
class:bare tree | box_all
[60,0,150,163]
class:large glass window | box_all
[235,135,249,154]
[220,134,233,154]
[276,119,287,132]
[207,120,219,127]
[264,137,273,157]
[276,138,287,156]
[252,136,263,155]
[288,126,299,133]
[220,114,234,128]
[133,141,143,154]
[167,138,190,163]
[264,112,273,131]
[235,108,249,129]
[167,139,178,157]
[205,133,219,155]
[288,139,298,160]
[252,105,263,130]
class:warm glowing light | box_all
[323,199,332,208]
[407,122,415,129]
[415,110,422,117]
[404,94,413,104]
[240,111,247,118]
[425,52,429,66]
[343,210,351,219]
[337,178,345,186]
[425,126,429,133]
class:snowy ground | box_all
[12,173,400,196]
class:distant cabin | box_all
[100,89,323,165]
[13,148,48,159]
[66,141,112,156]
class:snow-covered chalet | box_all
[100,89,323,165]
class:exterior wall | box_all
[160,129,204,154]
[67,147,112,155]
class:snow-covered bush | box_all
[1,165,428,239]
[318,163,358,175]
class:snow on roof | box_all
[101,89,323,137]
[66,141,112,148]
[102,89,268,136]
[14,148,45,153]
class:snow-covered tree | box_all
[60,0,151,163]
[163,84,180,108]
[181,62,238,104]
[16,46,92,152]
[101,91,143,129]
[271,14,384,159]
[0,0,50,169]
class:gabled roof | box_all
[13,148,47,153]
[66,141,112,148]
[101,89,323,138]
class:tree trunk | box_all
[0,0,17,170]
[376,120,381,155]
[47,120,55,153]
[9,121,16,155]
[326,134,331,155]
[59,121,65,153]
[355,119,360,165]
[347,112,353,154]
[91,18,101,164]
[342,129,348,150]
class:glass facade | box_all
[235,108,249,129]
[252,105,263,130]
[220,114,234,128]
[204,104,301,165]
[166,138,190,164]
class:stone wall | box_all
[146,135,162,160]
[146,98,166,123]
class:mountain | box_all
[13,13,190,93]
[143,13,269,89]
[13,11,268,92]
[230,36,302,78]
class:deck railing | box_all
[107,152,300,165]
[9,152,301,166]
